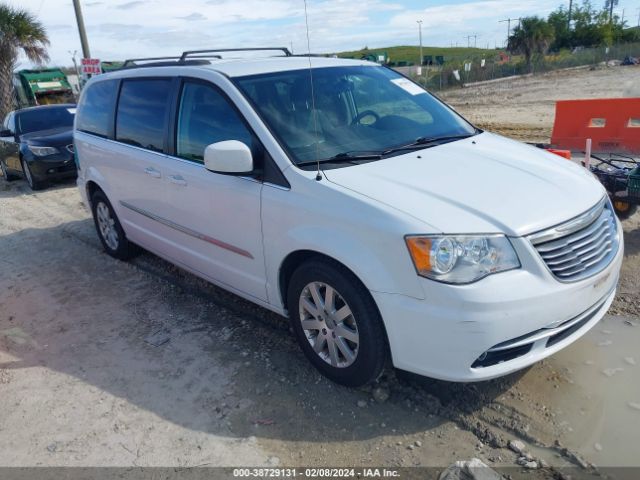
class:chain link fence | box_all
[398,43,640,91]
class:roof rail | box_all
[121,55,220,68]
[179,47,292,62]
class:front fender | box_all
[262,184,426,310]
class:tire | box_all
[91,190,138,260]
[612,200,638,220]
[0,160,17,182]
[21,158,45,191]
[287,259,387,387]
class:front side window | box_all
[116,79,171,152]
[176,82,253,163]
[235,66,476,166]
[76,79,118,137]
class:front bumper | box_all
[26,152,77,180]
[373,225,624,382]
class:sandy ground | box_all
[1,66,640,475]
[441,64,640,143]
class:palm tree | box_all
[0,4,49,119]
[508,17,555,73]
[604,0,618,23]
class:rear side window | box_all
[116,79,171,152]
[176,82,253,163]
[76,79,118,137]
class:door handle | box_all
[144,167,161,178]
[169,174,187,186]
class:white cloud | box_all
[6,0,636,67]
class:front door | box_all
[161,79,267,302]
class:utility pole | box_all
[465,35,476,48]
[568,0,573,29]
[637,7,640,27]
[72,0,91,59]
[608,0,615,24]
[499,18,521,50]
[417,20,423,67]
[69,50,80,78]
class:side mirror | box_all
[204,140,253,175]
[0,129,14,138]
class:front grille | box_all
[529,198,619,282]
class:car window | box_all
[235,66,475,166]
[76,79,118,138]
[116,79,171,152]
[17,107,75,135]
[176,82,253,163]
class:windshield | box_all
[17,106,75,135]
[235,66,476,166]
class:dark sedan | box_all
[0,104,77,190]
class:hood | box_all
[20,127,73,146]
[323,132,605,236]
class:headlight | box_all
[28,146,59,156]
[405,234,520,284]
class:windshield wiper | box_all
[381,133,477,156]
[297,132,478,167]
[297,151,382,167]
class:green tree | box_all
[548,6,572,50]
[0,3,49,119]
[508,17,555,72]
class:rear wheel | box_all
[612,200,638,220]
[287,259,387,387]
[0,160,17,182]
[21,159,45,190]
[91,190,138,260]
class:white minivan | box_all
[75,49,623,386]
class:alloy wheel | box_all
[23,161,34,188]
[298,282,359,368]
[96,201,119,250]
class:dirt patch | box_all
[441,64,640,144]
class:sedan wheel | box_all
[0,160,14,182]
[21,159,43,190]
[299,282,359,368]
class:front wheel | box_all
[21,159,45,190]
[287,259,387,387]
[91,190,138,260]
[1,160,17,182]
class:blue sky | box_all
[10,0,640,67]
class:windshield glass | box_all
[235,66,476,166]
[17,106,75,135]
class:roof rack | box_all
[119,48,292,70]
[121,56,221,68]
[179,47,292,62]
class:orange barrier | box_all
[550,98,640,155]
[546,148,572,160]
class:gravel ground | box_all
[1,66,639,474]
[440,64,640,143]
